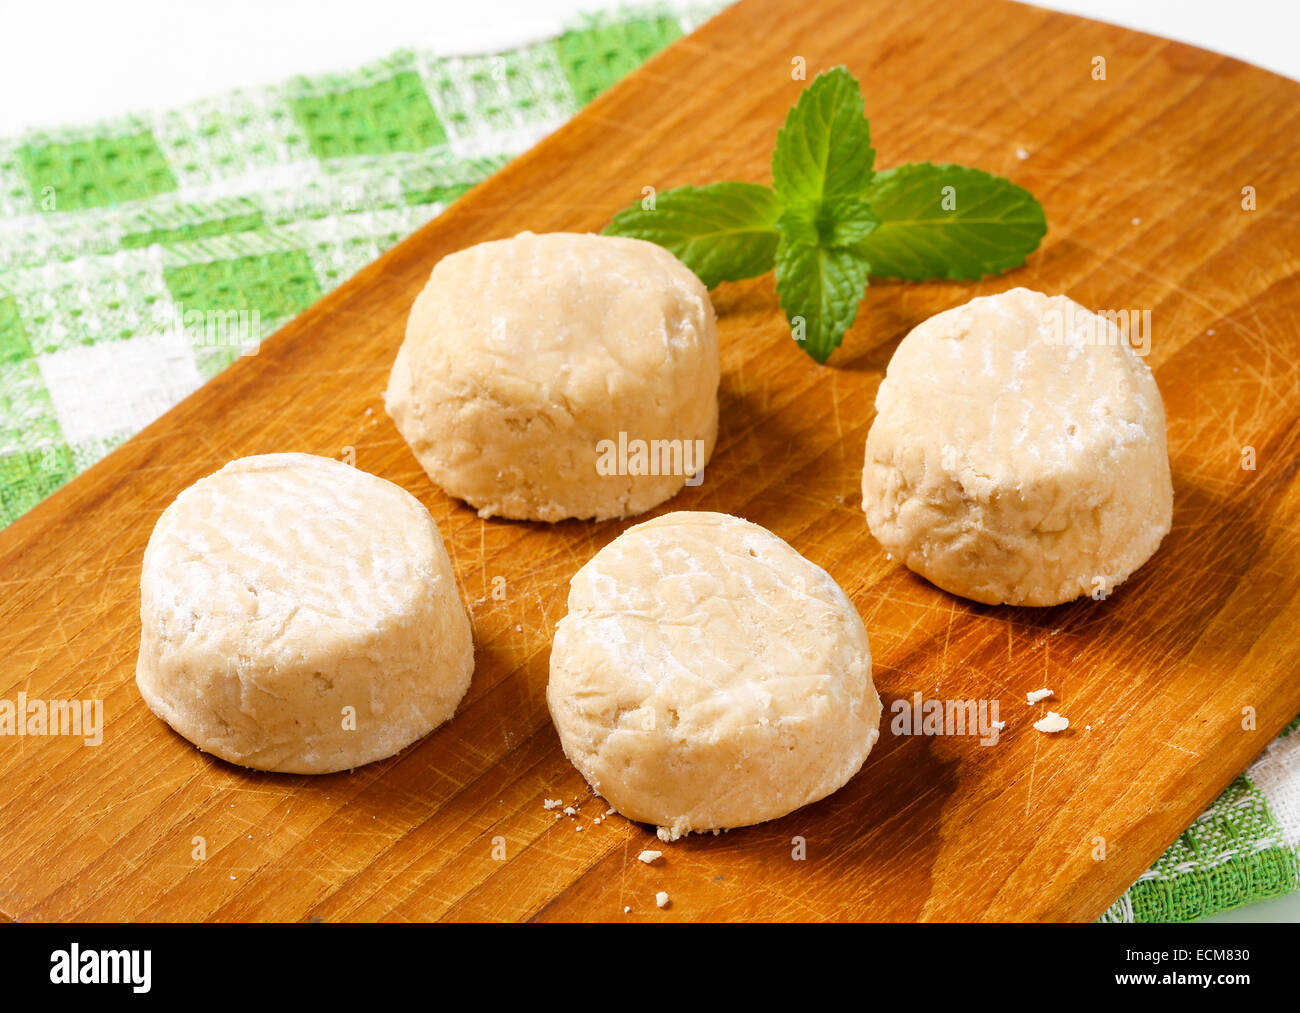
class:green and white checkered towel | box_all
[0,3,712,518]
[1101,718,1300,922]
[0,1,1295,922]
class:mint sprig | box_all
[603,66,1048,364]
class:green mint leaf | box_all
[774,204,821,247]
[820,196,880,247]
[602,182,781,288]
[854,162,1047,280]
[771,66,875,206]
[777,195,880,249]
[773,235,871,364]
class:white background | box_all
[0,1,1297,135]
[0,0,1295,922]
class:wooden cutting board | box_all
[2,0,1298,923]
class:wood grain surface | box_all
[2,0,1298,922]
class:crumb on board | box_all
[543,798,563,810]
[563,806,577,816]
[1026,688,1054,705]
[1033,711,1069,734]
[991,720,1006,730]
[656,891,670,909]
[638,849,663,864]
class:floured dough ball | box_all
[136,453,474,774]
[385,231,719,522]
[862,288,1173,606]
[548,511,881,841]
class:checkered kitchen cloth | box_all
[0,4,717,518]
[0,2,1295,922]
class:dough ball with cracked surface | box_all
[385,231,719,522]
[862,288,1173,607]
[136,453,474,774]
[547,511,881,841]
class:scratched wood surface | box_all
[2,0,1298,922]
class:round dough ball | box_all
[547,511,881,841]
[136,453,474,774]
[862,288,1173,606]
[385,231,719,522]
